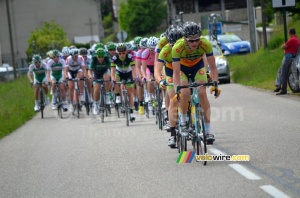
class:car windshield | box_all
[212,46,222,56]
[218,35,242,43]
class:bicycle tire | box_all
[115,103,120,118]
[145,102,149,118]
[100,90,105,123]
[40,87,44,119]
[124,92,129,126]
[84,87,90,115]
[177,132,181,153]
[181,135,187,152]
[198,108,207,166]
[75,89,80,118]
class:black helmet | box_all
[182,21,201,37]
[79,47,88,55]
[117,43,127,52]
[166,27,183,45]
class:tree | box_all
[26,19,70,61]
[118,0,167,36]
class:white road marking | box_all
[229,163,261,180]
[260,185,291,198]
[209,148,227,155]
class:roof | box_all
[73,35,99,44]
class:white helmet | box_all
[147,36,158,49]
[61,46,70,56]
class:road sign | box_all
[117,30,128,42]
[272,0,295,8]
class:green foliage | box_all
[103,12,113,28]
[26,19,70,61]
[118,0,167,36]
[0,75,36,139]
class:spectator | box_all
[276,28,300,95]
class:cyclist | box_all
[111,43,136,121]
[28,54,49,111]
[172,21,221,144]
[61,46,70,61]
[141,36,158,112]
[155,27,183,147]
[65,48,86,112]
[47,49,68,111]
[79,47,93,103]
[135,37,147,115]
[88,48,111,115]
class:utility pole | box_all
[261,0,268,49]
[6,0,17,79]
[247,0,257,53]
[97,0,105,41]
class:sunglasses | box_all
[109,49,116,51]
[118,52,126,55]
[186,38,200,43]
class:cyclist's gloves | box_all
[159,79,166,89]
[210,81,221,98]
[30,82,34,87]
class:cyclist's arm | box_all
[207,55,218,81]
[141,59,147,78]
[154,59,164,84]
[28,71,34,83]
[110,63,116,82]
[172,61,181,92]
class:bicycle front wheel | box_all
[84,88,90,115]
[40,88,44,119]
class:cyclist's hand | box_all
[30,82,34,87]
[141,77,146,83]
[159,79,166,89]
[210,86,221,98]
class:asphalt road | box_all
[0,83,299,198]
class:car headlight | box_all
[216,58,227,68]
[225,44,235,50]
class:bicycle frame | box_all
[114,81,132,126]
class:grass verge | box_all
[0,75,36,139]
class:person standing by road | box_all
[276,28,300,95]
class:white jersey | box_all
[65,55,85,71]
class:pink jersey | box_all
[141,48,155,66]
[135,48,144,61]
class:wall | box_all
[0,0,100,67]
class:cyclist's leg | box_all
[67,71,75,108]
[178,67,190,126]
[114,72,121,103]
[76,70,84,101]
[103,70,111,104]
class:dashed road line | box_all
[229,163,261,180]
[209,148,227,155]
[260,185,291,198]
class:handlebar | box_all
[175,81,218,101]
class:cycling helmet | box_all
[106,42,117,51]
[134,36,142,46]
[95,42,105,50]
[147,36,158,49]
[166,27,183,45]
[126,42,135,51]
[46,50,53,58]
[69,45,76,50]
[117,43,127,52]
[79,47,88,56]
[95,48,106,58]
[52,49,60,57]
[139,37,148,49]
[70,48,79,56]
[32,54,42,64]
[160,32,166,40]
[61,46,70,56]
[182,21,201,37]
[165,25,175,36]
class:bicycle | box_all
[71,78,81,118]
[94,78,111,123]
[142,79,156,118]
[114,80,133,126]
[52,81,66,119]
[157,81,173,131]
[176,81,217,165]
[83,77,91,115]
[34,82,48,119]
